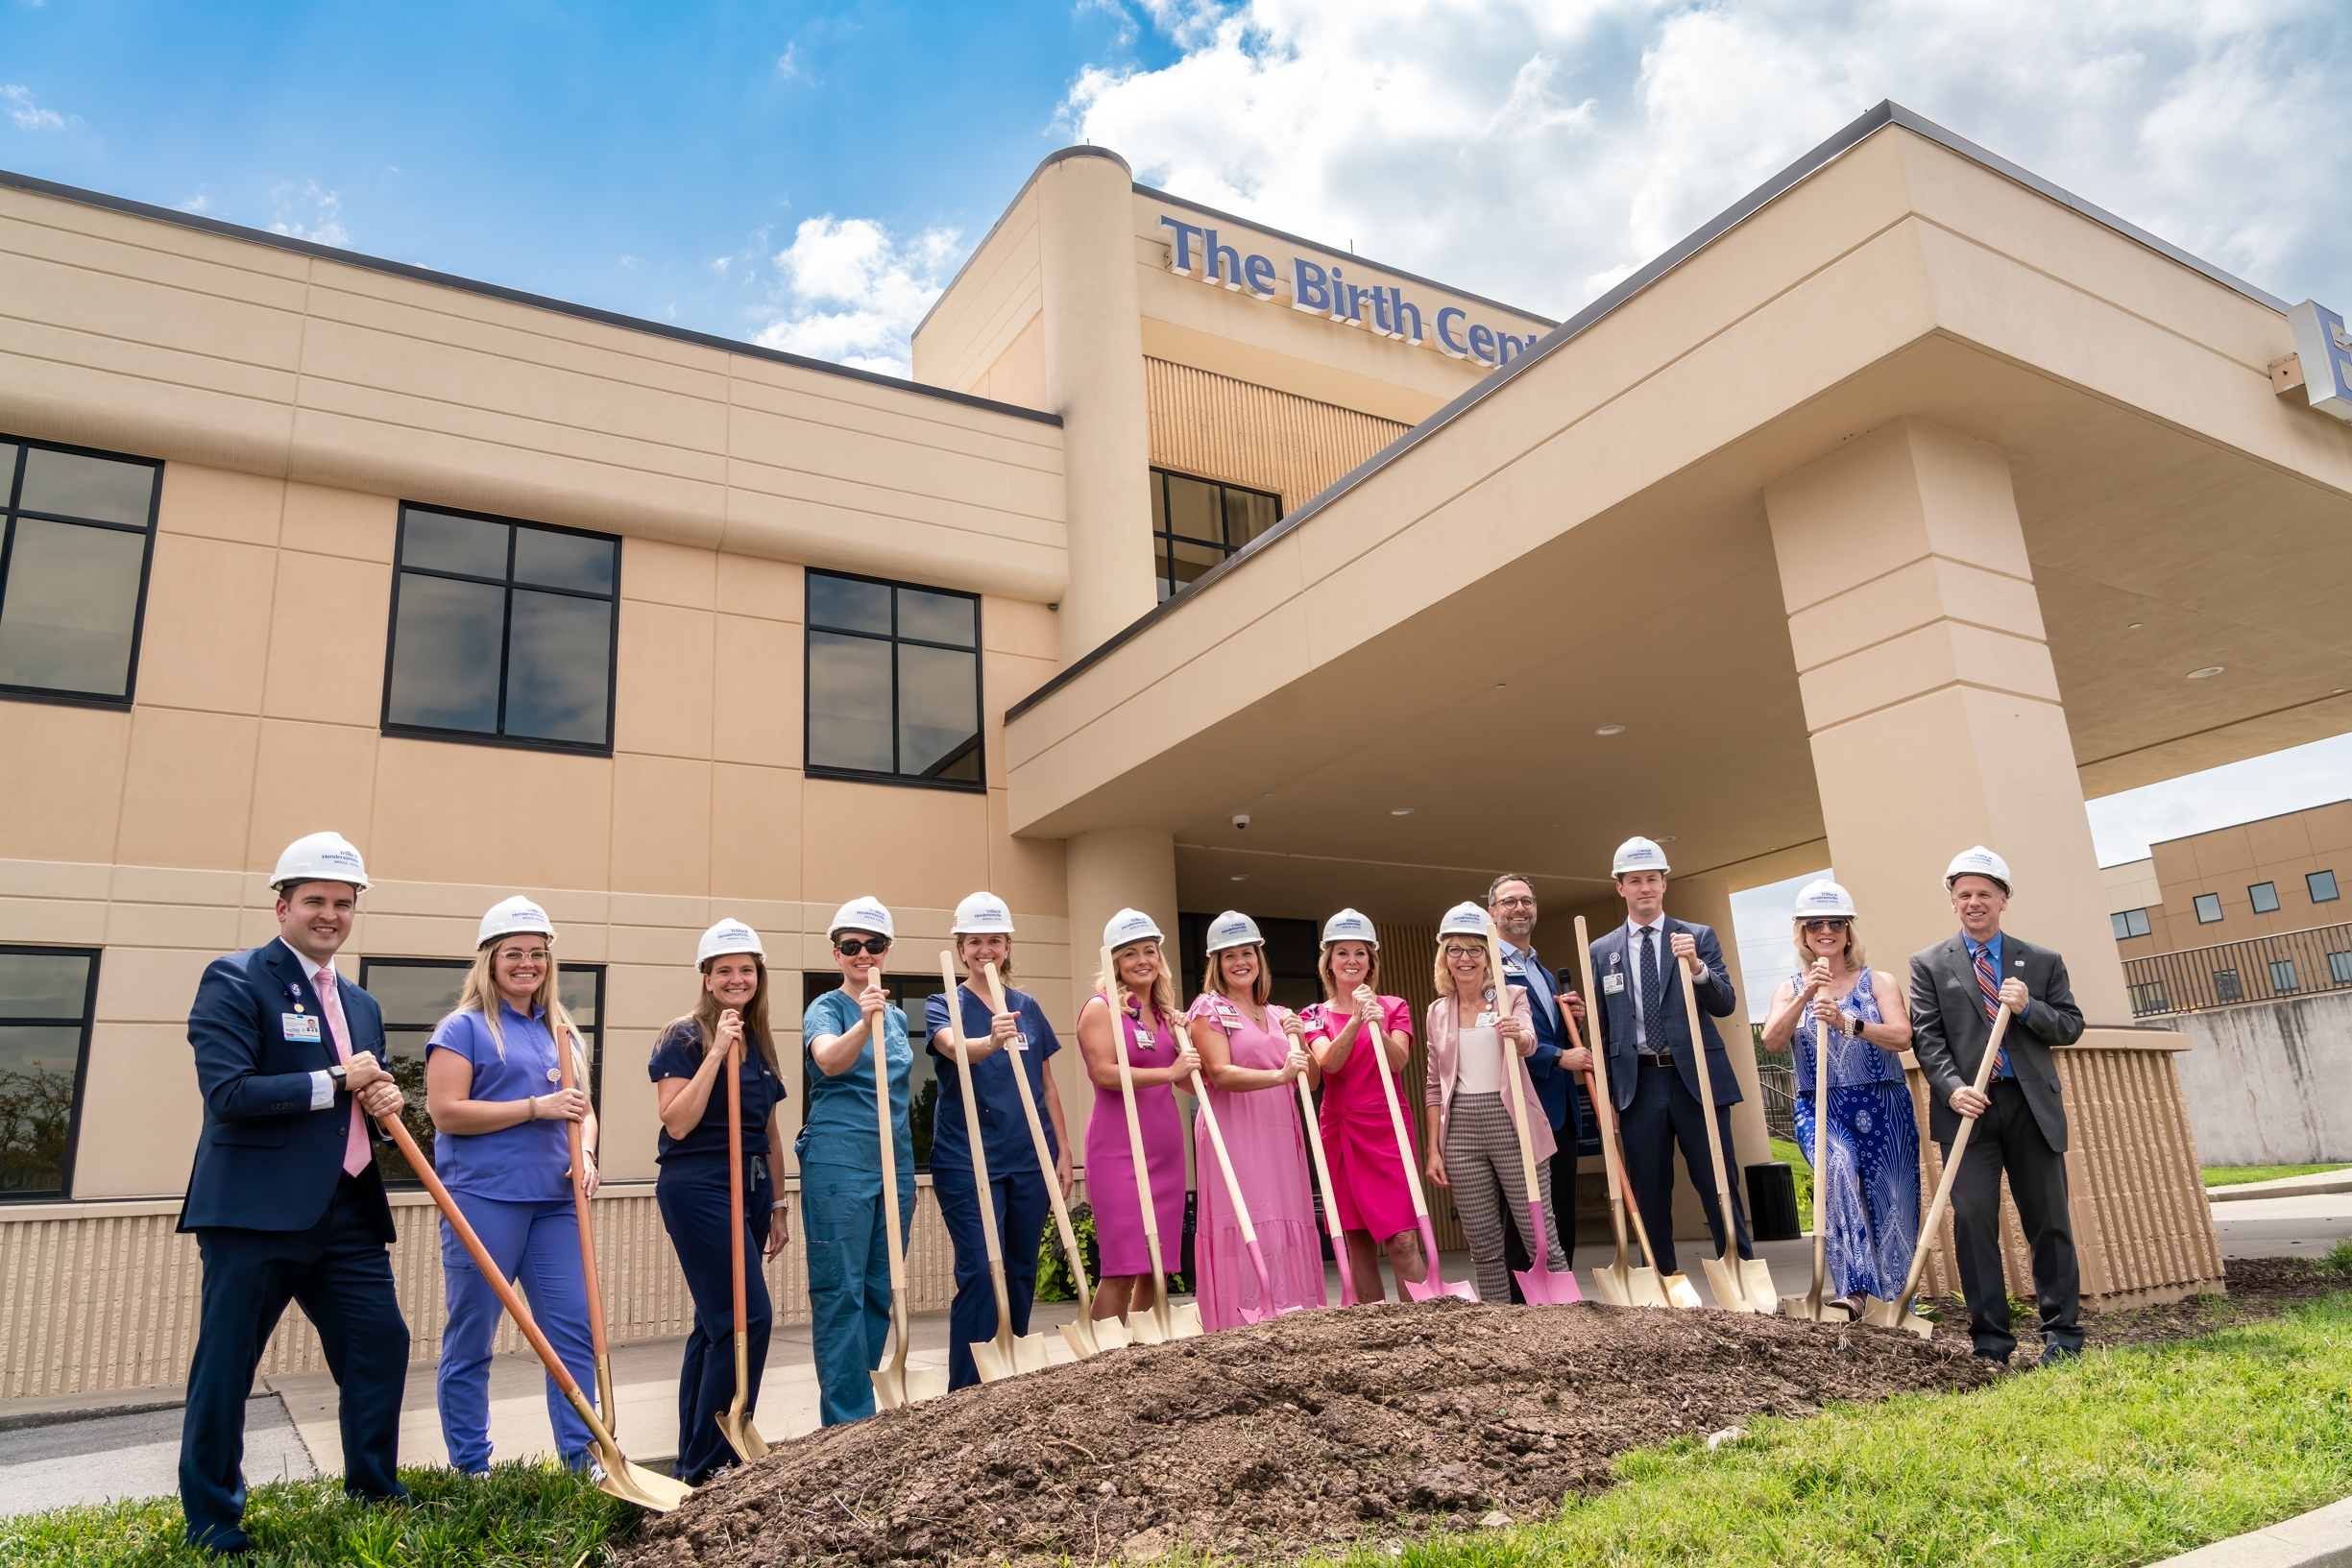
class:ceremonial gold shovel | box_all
[1484,918,1580,1304]
[1571,916,1678,1310]
[717,1027,769,1463]
[376,1111,691,1511]
[557,1025,619,1436]
[1784,988,1844,1324]
[1679,953,1778,1314]
[1103,946,1203,1344]
[982,961,1128,1358]
[1861,1003,2014,1339]
[870,970,948,1410]
[939,952,1055,1382]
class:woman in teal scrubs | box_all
[798,897,915,1426]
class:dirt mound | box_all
[625,1298,1992,1567]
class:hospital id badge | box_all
[1009,1032,1030,1052]
[1474,1010,1499,1028]
[282,1012,322,1042]
[1602,973,1626,996]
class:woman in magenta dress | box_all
[1187,911,1321,1327]
[1077,910,1199,1329]
[1299,907,1429,1302]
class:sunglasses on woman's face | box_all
[836,938,891,957]
[1801,918,1851,933]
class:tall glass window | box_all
[0,945,99,1199]
[801,971,944,1170]
[805,570,983,788]
[382,505,619,752]
[358,958,604,1184]
[0,436,161,706]
[1150,469,1281,602]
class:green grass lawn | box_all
[1769,1136,1814,1222]
[2201,1162,2349,1188]
[1318,1290,2352,1568]
[0,1458,636,1567]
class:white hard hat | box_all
[1321,908,1379,948]
[477,896,555,949]
[1791,880,1857,920]
[951,891,1016,935]
[1612,836,1670,877]
[272,832,370,893]
[697,919,764,966]
[1103,908,1164,951]
[827,897,895,941]
[1945,846,2013,894]
[1203,910,1262,953]
[1438,901,1491,940]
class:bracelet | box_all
[770,1199,789,1211]
[526,1096,540,1122]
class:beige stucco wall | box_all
[2126,801,2351,956]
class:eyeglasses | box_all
[1800,918,1851,933]
[1492,896,1537,909]
[836,939,891,957]
[1442,945,1487,960]
[497,948,551,963]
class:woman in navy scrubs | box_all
[650,919,790,1484]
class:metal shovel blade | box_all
[1858,1294,1935,1339]
[1125,1297,1204,1344]
[971,1328,1055,1383]
[1587,1262,1632,1306]
[1700,1253,1760,1314]
[1660,1270,1703,1311]
[1510,1201,1583,1304]
[1783,1291,1843,1323]
[565,1390,693,1512]
[1400,1218,1479,1302]
[1739,1257,1781,1315]
[716,1331,768,1463]
[1061,1314,1130,1357]
[871,1362,950,1410]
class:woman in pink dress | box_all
[1077,910,1199,1328]
[1299,907,1429,1302]
[1188,911,1321,1328]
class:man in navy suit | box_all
[178,832,410,1555]
[1487,873,1591,1294]
[1583,836,1753,1274]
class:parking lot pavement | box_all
[0,1394,310,1520]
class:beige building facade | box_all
[2104,801,2349,957]
[5,100,2340,1392]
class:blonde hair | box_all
[1317,940,1381,1001]
[455,936,585,1070]
[670,953,780,1075]
[1202,942,1273,1008]
[1432,935,1492,998]
[1790,916,1869,972]
[1097,940,1181,1027]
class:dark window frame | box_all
[379,502,622,758]
[2249,881,2280,914]
[803,567,985,793]
[0,434,162,712]
[0,943,102,1202]
[2193,892,2223,924]
[2312,870,2341,905]
[2110,907,2152,940]
[801,970,945,1170]
[1149,468,1282,604]
[358,956,605,1187]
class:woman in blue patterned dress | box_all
[1761,879,1919,1316]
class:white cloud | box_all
[752,215,963,376]
[179,189,209,214]
[1065,0,2352,321]
[268,181,350,248]
[775,42,814,84]
[2086,732,2352,865]
[3,84,77,133]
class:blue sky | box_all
[7,0,2346,1000]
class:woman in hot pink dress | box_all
[1299,908,1429,1302]
[1188,911,1321,1328]
[1077,912,1198,1328]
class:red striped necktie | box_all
[1972,944,2010,1077]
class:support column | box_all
[1065,828,1180,988]
[1764,419,2129,1022]
[1035,147,1155,667]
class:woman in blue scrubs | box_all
[425,896,597,1475]
[922,891,1074,1390]
[799,897,914,1426]
[650,919,790,1485]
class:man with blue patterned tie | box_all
[1908,845,2086,1365]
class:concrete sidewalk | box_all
[2206,1168,2352,1203]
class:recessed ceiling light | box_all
[1658,836,1676,843]
[2187,666,2224,679]
[1230,874,1249,881]
[2336,688,2348,695]
[1594,724,1626,736]
[1494,683,1507,689]
[1391,807,1416,816]
[2127,621,2143,629]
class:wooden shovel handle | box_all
[1892,1003,2013,1309]
[725,1026,749,1333]
[1483,922,1543,1195]
[983,963,1095,1315]
[557,1025,610,1362]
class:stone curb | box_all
[2147,1495,2352,1566]
[2205,1170,2352,1203]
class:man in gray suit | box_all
[1909,845,2086,1364]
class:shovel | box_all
[1570,917,1677,1310]
[1484,919,1580,1303]
[1288,1012,1356,1307]
[717,1027,768,1463]
[1182,1055,1288,1323]
[374,1110,691,1511]
[982,963,1128,1358]
[869,973,949,1411]
[1861,1003,2013,1339]
[1783,989,1844,1324]
[938,952,1055,1381]
[1361,991,1478,1301]
[557,1026,618,1435]
[1101,947,1203,1344]
[1678,953,1777,1314]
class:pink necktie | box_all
[316,966,371,1178]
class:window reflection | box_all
[385,573,502,732]
[0,947,94,1198]
[506,589,612,742]
[19,448,156,527]
[806,570,982,787]
[1,438,160,705]
[1149,469,1282,601]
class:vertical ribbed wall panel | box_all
[1143,358,1409,513]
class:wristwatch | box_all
[1840,1010,1863,1037]
[327,1064,348,1086]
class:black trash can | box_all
[1744,1162,1802,1242]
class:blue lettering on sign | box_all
[1467,323,1496,366]
[1292,257,1330,315]
[1203,229,1244,289]
[2289,299,2352,422]
[1435,307,1468,358]
[1243,253,1277,299]
[1158,216,1204,276]
[1392,290,1423,345]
